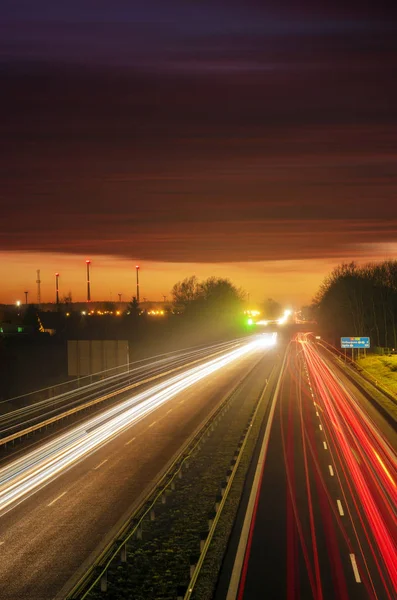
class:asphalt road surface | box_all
[0,337,275,600]
[221,334,396,600]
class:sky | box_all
[1,1,396,307]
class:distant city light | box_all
[16,300,21,307]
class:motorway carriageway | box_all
[220,333,396,600]
[0,334,276,600]
[0,338,251,442]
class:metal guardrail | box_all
[318,340,397,405]
[65,353,267,600]
[0,345,236,448]
[183,363,277,600]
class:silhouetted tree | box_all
[313,260,397,348]
[126,296,140,318]
[22,304,41,332]
[172,276,200,312]
[262,298,282,320]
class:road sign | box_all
[341,337,370,349]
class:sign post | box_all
[341,337,370,362]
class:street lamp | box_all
[135,265,140,303]
[86,260,91,302]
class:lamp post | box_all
[135,265,140,303]
[55,273,60,305]
[86,260,91,302]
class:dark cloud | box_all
[1,2,396,263]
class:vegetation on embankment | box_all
[357,354,397,397]
[335,353,397,423]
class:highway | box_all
[0,336,274,600]
[0,338,250,444]
[221,334,396,600]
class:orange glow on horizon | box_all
[0,248,395,307]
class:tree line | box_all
[312,260,397,349]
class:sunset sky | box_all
[1,1,396,307]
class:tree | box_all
[312,260,397,348]
[172,276,200,312]
[262,298,282,320]
[198,277,244,315]
[126,296,140,318]
[172,275,244,319]
[22,304,41,332]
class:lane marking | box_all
[323,441,327,450]
[316,411,319,417]
[125,437,136,446]
[148,421,157,428]
[329,465,334,476]
[319,424,323,431]
[226,351,288,600]
[349,554,361,583]
[0,541,4,545]
[47,491,67,507]
[337,499,344,516]
[166,408,173,414]
[94,459,108,470]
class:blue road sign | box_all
[341,337,370,349]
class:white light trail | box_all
[0,338,264,514]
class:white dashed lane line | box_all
[329,465,334,476]
[125,437,136,446]
[319,424,323,431]
[47,491,67,507]
[349,554,362,583]
[337,499,345,516]
[148,421,157,428]
[94,459,108,470]
[323,441,328,450]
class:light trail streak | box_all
[0,338,265,515]
[298,335,397,595]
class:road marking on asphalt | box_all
[226,351,287,600]
[329,465,334,476]
[179,399,185,404]
[319,424,323,431]
[94,459,108,470]
[125,437,136,446]
[148,420,157,428]
[47,491,67,507]
[349,554,361,583]
[316,411,319,417]
[323,441,327,450]
[0,541,4,545]
[337,499,344,516]
[166,408,173,414]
